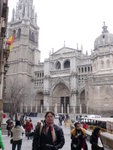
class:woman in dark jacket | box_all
[32,111,65,150]
[90,127,104,150]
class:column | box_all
[41,104,43,114]
[30,103,32,112]
[61,104,63,113]
[25,106,27,113]
[80,104,82,114]
[20,104,23,113]
[44,95,50,112]
[35,103,37,112]
[54,103,57,114]
[67,104,69,114]
[70,93,77,114]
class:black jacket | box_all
[32,124,65,150]
[90,130,104,150]
[71,129,88,150]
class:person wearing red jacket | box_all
[25,120,32,140]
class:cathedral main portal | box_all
[51,83,70,114]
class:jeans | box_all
[12,140,22,150]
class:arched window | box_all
[56,61,61,69]
[29,30,35,42]
[17,28,21,38]
[64,60,70,68]
[82,67,83,73]
[31,32,35,41]
[79,68,80,73]
[13,30,17,38]
[13,30,16,34]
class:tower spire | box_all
[13,0,37,25]
[102,21,108,33]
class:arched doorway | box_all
[52,83,70,113]
[80,90,86,113]
[35,92,44,113]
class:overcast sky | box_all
[8,0,113,61]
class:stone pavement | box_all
[2,117,111,150]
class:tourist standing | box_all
[83,122,88,130]
[90,127,104,150]
[6,118,14,136]
[32,111,65,150]
[11,120,25,150]
[25,119,33,139]
[71,122,88,150]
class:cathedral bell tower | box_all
[5,0,40,112]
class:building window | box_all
[82,67,83,73]
[56,61,61,69]
[64,60,70,68]
[79,68,80,73]
[17,28,21,38]
[29,30,35,42]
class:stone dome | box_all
[94,23,113,50]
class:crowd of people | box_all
[0,111,105,150]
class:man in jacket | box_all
[32,111,65,150]
[71,122,88,150]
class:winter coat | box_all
[25,122,32,133]
[71,128,88,150]
[90,128,104,150]
[11,126,25,141]
[32,124,65,150]
[0,128,4,150]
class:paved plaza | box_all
[2,117,111,150]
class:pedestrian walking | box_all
[90,127,104,150]
[59,115,63,126]
[6,118,14,136]
[82,122,88,130]
[32,111,65,150]
[0,127,4,150]
[11,120,25,150]
[25,119,32,140]
[71,122,88,150]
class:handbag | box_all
[10,139,13,144]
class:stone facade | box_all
[86,23,113,116]
[5,1,113,116]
